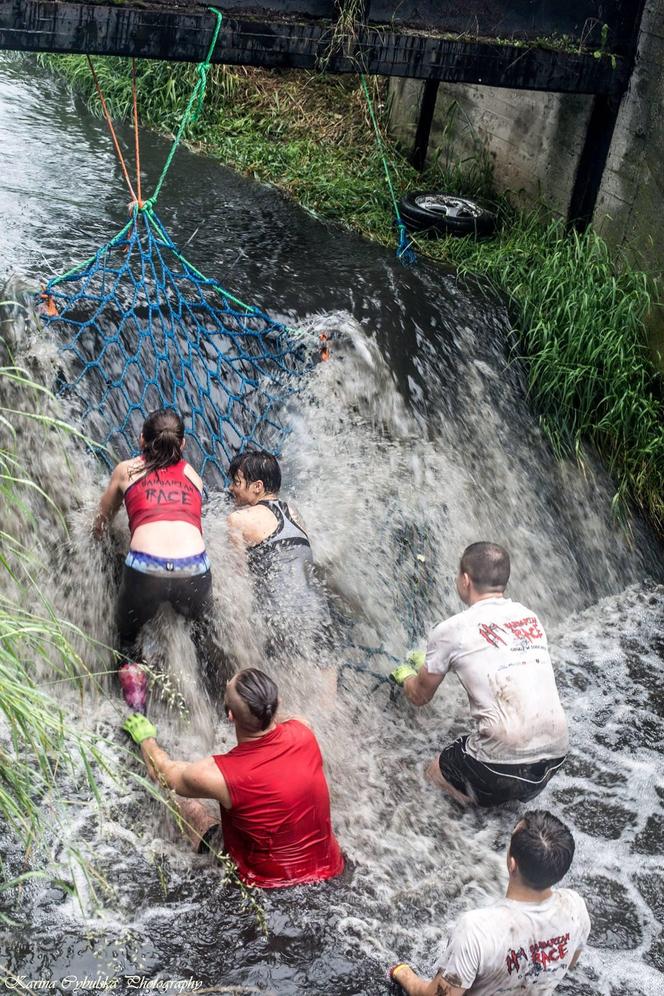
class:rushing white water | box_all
[1,287,663,996]
[0,53,662,996]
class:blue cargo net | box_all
[37,8,319,487]
[41,205,310,486]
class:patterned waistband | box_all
[125,549,211,576]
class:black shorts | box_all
[116,564,212,654]
[438,736,566,808]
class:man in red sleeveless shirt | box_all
[122,669,344,888]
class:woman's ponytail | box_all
[137,408,185,477]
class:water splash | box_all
[1,49,663,996]
[1,286,663,995]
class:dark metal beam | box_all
[410,80,439,172]
[567,0,647,229]
[0,2,631,96]
[568,95,622,230]
[13,2,640,55]
[368,1,638,55]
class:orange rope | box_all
[131,58,143,207]
[86,55,137,203]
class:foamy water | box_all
[1,287,662,995]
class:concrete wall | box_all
[388,1,664,275]
[593,2,664,277]
[388,78,593,217]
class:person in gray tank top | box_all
[227,450,332,654]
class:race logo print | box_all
[479,617,544,647]
[478,623,508,647]
[506,933,571,978]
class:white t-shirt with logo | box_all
[434,890,591,994]
[425,597,568,763]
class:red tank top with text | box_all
[124,460,202,536]
[213,720,344,889]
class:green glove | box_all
[406,649,426,669]
[122,713,157,745]
[389,649,425,686]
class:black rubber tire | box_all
[399,192,497,237]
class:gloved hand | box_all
[389,649,425,686]
[406,649,425,669]
[387,963,412,988]
[122,713,157,745]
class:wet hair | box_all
[228,450,281,494]
[509,811,575,890]
[231,668,279,732]
[134,408,185,478]
[460,542,510,592]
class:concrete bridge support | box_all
[388,2,664,288]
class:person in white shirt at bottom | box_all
[390,542,568,806]
[388,810,590,995]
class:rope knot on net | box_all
[38,8,318,487]
[42,208,311,486]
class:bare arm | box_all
[391,966,465,996]
[139,738,232,809]
[403,667,445,707]
[183,463,204,494]
[227,510,250,552]
[93,464,126,538]
[227,508,272,548]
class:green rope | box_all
[49,219,134,287]
[359,74,415,264]
[143,6,224,211]
[51,8,223,287]
[360,75,400,217]
[143,207,258,315]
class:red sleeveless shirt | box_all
[213,720,344,889]
[123,459,202,536]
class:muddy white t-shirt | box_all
[425,596,568,763]
[434,890,591,994]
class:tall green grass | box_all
[432,212,664,530]
[0,364,110,911]
[37,54,238,132]
[34,55,664,537]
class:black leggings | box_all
[116,564,213,660]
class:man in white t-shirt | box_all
[390,542,568,806]
[388,810,590,995]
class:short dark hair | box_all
[460,542,510,592]
[228,450,281,494]
[231,668,279,732]
[509,811,575,890]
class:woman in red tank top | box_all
[94,408,212,711]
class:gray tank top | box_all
[247,500,331,638]
[247,500,313,570]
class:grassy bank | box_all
[0,364,107,907]
[36,56,664,538]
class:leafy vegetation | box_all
[0,362,108,912]
[35,55,664,537]
[444,215,663,530]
